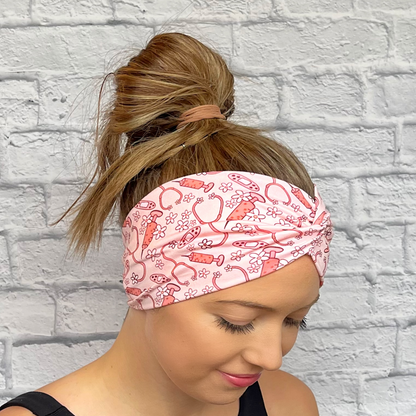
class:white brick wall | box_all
[0,1,415,415]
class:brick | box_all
[0,186,45,230]
[33,0,112,22]
[401,124,416,166]
[0,291,54,335]
[401,325,416,368]
[363,376,416,414]
[233,21,388,71]
[115,0,273,24]
[284,0,351,13]
[273,128,394,171]
[12,339,114,387]
[329,226,405,273]
[373,275,416,317]
[13,234,123,283]
[355,175,416,219]
[290,74,362,117]
[5,131,84,182]
[0,342,4,389]
[0,236,11,286]
[39,76,97,129]
[312,177,351,222]
[232,76,281,126]
[407,225,416,273]
[308,275,372,323]
[46,183,86,227]
[397,20,416,69]
[0,80,38,128]
[56,288,126,333]
[282,327,395,372]
[0,26,153,73]
[0,0,30,19]
[368,74,416,117]
[357,0,416,10]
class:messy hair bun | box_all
[59,32,313,258]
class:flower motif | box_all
[153,224,167,240]
[286,215,295,224]
[231,222,251,233]
[196,197,204,204]
[298,214,308,223]
[157,286,170,298]
[231,250,243,261]
[224,264,233,272]
[186,243,194,251]
[276,219,292,227]
[141,215,152,227]
[183,193,195,203]
[208,193,216,200]
[146,248,160,262]
[231,190,252,203]
[165,212,178,225]
[133,212,141,222]
[225,199,236,208]
[175,219,189,232]
[131,272,140,285]
[190,219,197,227]
[155,259,164,269]
[245,208,266,222]
[219,182,233,193]
[202,285,215,294]
[139,227,145,235]
[291,204,300,212]
[198,238,213,249]
[168,240,177,249]
[184,288,198,299]
[213,271,222,278]
[266,206,283,218]
[249,250,269,265]
[198,268,210,279]
[291,245,305,257]
[304,228,314,236]
[182,209,192,220]
[248,264,260,274]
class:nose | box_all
[242,325,283,372]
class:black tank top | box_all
[0,381,268,415]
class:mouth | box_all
[219,371,262,387]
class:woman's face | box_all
[142,254,320,402]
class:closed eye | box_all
[215,316,308,335]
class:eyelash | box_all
[215,317,308,335]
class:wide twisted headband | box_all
[121,171,333,310]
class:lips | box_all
[220,371,262,387]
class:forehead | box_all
[202,255,319,308]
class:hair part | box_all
[55,32,314,259]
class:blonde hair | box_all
[58,32,314,258]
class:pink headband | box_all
[121,171,333,310]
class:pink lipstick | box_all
[219,371,261,387]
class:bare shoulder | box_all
[259,370,319,416]
[0,406,34,415]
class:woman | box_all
[0,32,333,416]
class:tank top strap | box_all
[238,381,268,416]
[0,391,75,416]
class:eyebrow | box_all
[213,294,320,312]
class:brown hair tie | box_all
[176,104,226,130]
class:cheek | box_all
[282,328,299,356]
[146,313,230,379]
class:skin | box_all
[35,254,320,416]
